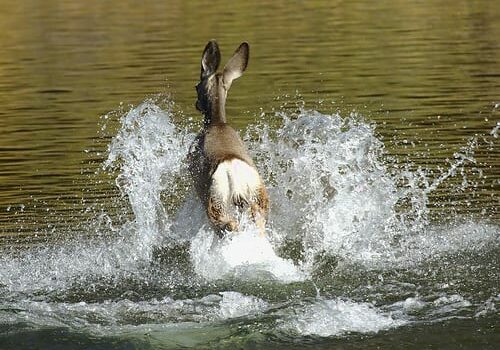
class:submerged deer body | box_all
[188,40,269,236]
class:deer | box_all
[188,40,269,237]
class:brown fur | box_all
[188,40,269,236]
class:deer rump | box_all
[210,158,261,211]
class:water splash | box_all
[0,97,497,346]
[2,100,496,289]
[104,98,193,258]
[248,110,498,271]
[281,298,404,337]
[189,225,305,282]
[0,98,193,295]
[491,121,499,138]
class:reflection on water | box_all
[0,0,498,349]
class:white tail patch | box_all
[211,159,261,206]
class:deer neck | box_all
[205,85,227,125]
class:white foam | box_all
[190,225,305,282]
[474,296,498,318]
[218,291,268,319]
[282,298,404,337]
[490,121,499,138]
[0,291,267,334]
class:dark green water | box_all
[0,1,498,349]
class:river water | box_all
[0,1,498,349]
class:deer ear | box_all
[201,40,221,79]
[222,42,249,87]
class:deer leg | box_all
[251,186,270,237]
[207,196,239,236]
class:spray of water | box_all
[0,97,497,341]
[104,99,192,256]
